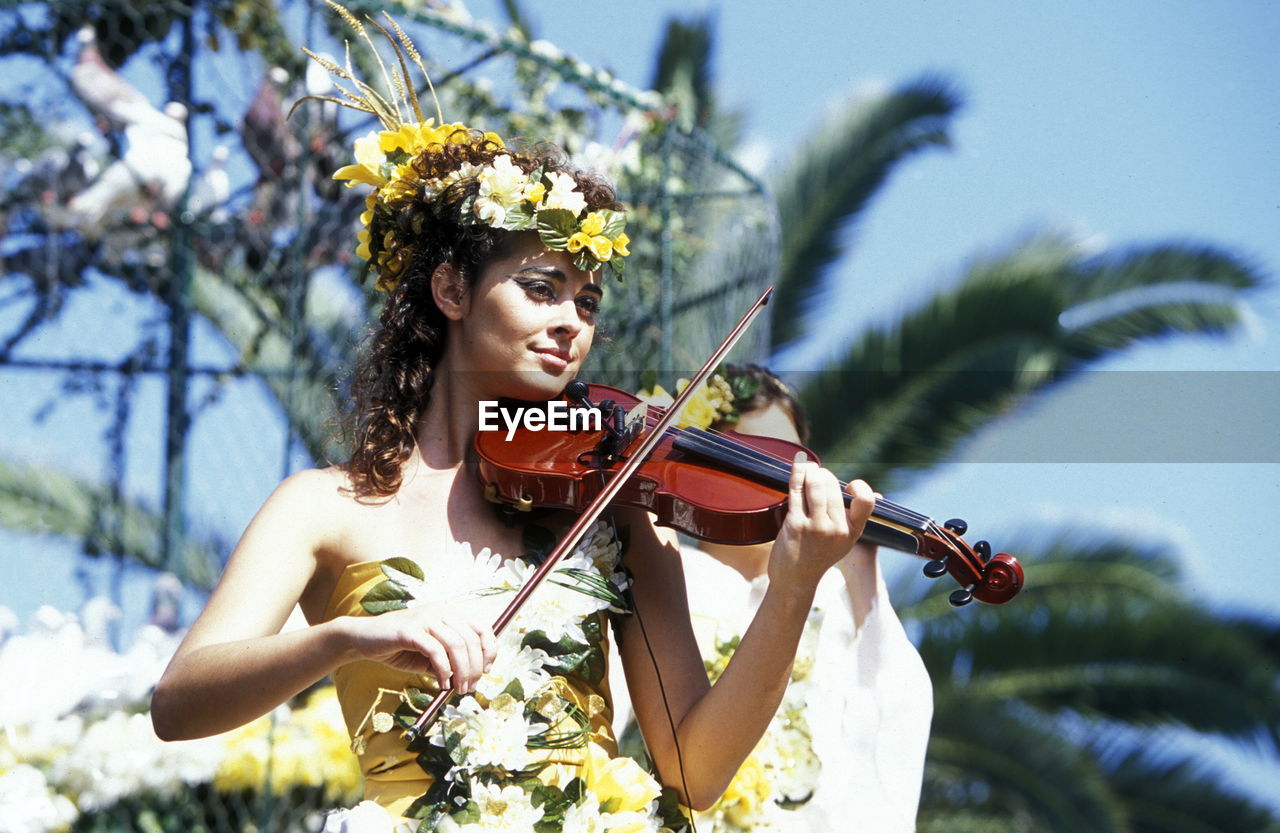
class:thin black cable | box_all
[629,583,698,833]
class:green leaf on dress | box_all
[361,579,413,614]
[381,556,425,581]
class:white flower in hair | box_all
[474,154,528,225]
[541,170,587,215]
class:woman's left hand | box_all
[767,452,876,593]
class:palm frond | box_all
[799,236,1263,487]
[1095,738,1280,833]
[924,602,1280,743]
[769,76,960,353]
[923,701,1127,833]
[0,460,223,589]
[650,13,716,130]
[190,265,359,465]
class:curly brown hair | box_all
[343,138,621,497]
[712,363,810,445]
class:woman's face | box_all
[447,233,602,401]
[733,400,802,445]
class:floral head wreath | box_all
[295,2,630,290]
[635,367,741,431]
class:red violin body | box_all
[475,383,1024,606]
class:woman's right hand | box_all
[342,602,498,692]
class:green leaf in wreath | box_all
[595,208,626,238]
[504,201,536,231]
[607,256,626,281]
[536,208,578,250]
[571,249,596,273]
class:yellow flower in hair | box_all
[333,130,388,188]
[580,211,606,237]
[522,180,546,204]
[588,235,613,262]
[612,232,630,257]
[567,231,592,253]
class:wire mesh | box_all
[0,1,777,830]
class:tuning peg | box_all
[944,518,968,535]
[975,540,992,562]
[949,586,974,607]
[565,380,593,407]
[923,557,949,579]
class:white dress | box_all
[613,546,932,833]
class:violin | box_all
[405,288,1019,741]
[475,381,1024,607]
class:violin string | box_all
[632,403,931,528]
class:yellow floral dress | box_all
[319,520,689,833]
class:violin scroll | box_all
[920,520,1024,606]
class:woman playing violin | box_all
[622,365,931,832]
[150,20,876,832]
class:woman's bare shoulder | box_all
[245,466,366,543]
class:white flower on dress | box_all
[429,694,543,773]
[474,643,553,701]
[321,799,414,833]
[456,780,545,833]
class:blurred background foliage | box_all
[0,1,1276,832]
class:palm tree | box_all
[904,532,1280,832]
[647,13,1277,832]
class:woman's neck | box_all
[413,365,483,469]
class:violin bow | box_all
[405,286,774,739]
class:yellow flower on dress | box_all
[586,742,662,815]
[717,753,773,828]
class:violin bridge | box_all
[620,402,648,453]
